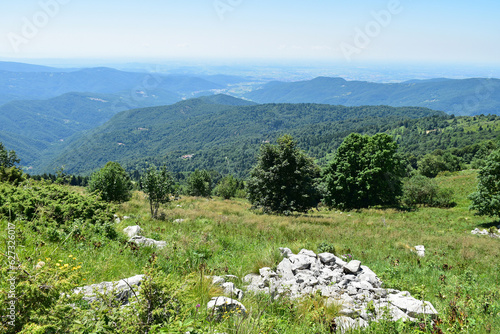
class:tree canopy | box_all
[141,165,175,218]
[246,134,320,214]
[469,150,500,217]
[87,161,132,203]
[322,133,404,210]
[0,142,20,168]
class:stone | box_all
[334,316,368,334]
[73,274,144,305]
[128,236,166,249]
[374,301,414,322]
[221,282,244,300]
[359,265,382,288]
[173,219,185,223]
[207,297,247,320]
[259,267,277,278]
[279,247,293,258]
[210,276,226,286]
[276,258,295,280]
[123,225,143,238]
[388,292,438,317]
[298,249,317,258]
[318,252,336,264]
[414,245,425,257]
[289,254,313,271]
[343,260,361,274]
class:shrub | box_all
[186,169,212,197]
[469,150,500,217]
[401,174,455,208]
[88,162,132,203]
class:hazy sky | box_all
[1,0,499,65]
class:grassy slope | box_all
[2,170,499,333]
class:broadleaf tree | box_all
[246,134,320,214]
[469,150,500,217]
[88,161,132,203]
[322,133,404,210]
[186,169,212,197]
[141,165,175,219]
[0,142,20,168]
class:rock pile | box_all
[471,227,500,239]
[243,248,438,331]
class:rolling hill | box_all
[244,77,500,116]
[39,97,446,175]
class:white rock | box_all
[173,219,185,223]
[388,293,438,317]
[128,236,166,249]
[298,249,317,258]
[343,260,361,274]
[73,274,144,305]
[414,245,425,257]
[318,252,336,264]
[123,225,143,238]
[277,258,295,280]
[221,282,244,299]
[335,316,368,334]
[207,296,247,319]
[289,254,313,271]
[279,247,293,258]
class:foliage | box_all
[141,165,176,218]
[323,133,404,210]
[247,135,320,214]
[469,150,500,217]
[186,169,212,197]
[0,166,25,186]
[418,152,463,178]
[0,142,20,168]
[88,161,132,203]
[401,174,456,208]
[214,174,240,199]
[0,254,83,333]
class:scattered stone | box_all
[279,247,293,258]
[471,228,500,238]
[207,296,247,321]
[414,245,425,257]
[221,282,244,300]
[129,236,166,249]
[73,274,144,305]
[173,219,185,223]
[114,214,121,224]
[123,225,143,238]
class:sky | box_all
[0,0,499,66]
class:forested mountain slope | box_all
[40,97,445,175]
[245,77,500,116]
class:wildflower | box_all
[56,263,60,266]
[64,264,69,267]
[196,304,201,308]
[69,255,73,258]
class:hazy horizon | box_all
[1,0,499,67]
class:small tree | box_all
[0,142,20,168]
[402,174,455,208]
[215,175,239,200]
[186,169,212,197]
[88,162,132,203]
[323,133,404,210]
[246,134,320,214]
[141,165,175,219]
[469,150,500,217]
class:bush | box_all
[247,135,320,214]
[469,150,500,217]
[214,175,239,200]
[88,162,132,203]
[401,174,455,208]
[186,169,212,198]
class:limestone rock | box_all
[388,292,438,317]
[279,247,293,258]
[129,236,166,249]
[343,260,361,274]
[207,296,247,320]
[73,274,144,305]
[123,225,143,238]
[414,245,425,257]
[334,316,368,334]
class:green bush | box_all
[401,174,455,208]
[88,161,132,203]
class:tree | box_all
[401,174,455,208]
[88,162,132,203]
[469,150,500,217]
[323,133,404,210]
[0,142,20,168]
[215,174,239,200]
[186,169,212,197]
[141,165,175,219]
[246,134,320,214]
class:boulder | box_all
[207,296,247,320]
[123,225,143,238]
[128,236,166,249]
[318,252,336,264]
[277,258,295,281]
[334,316,368,334]
[73,274,144,305]
[298,249,317,258]
[388,292,438,317]
[414,245,425,257]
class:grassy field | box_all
[2,169,499,333]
